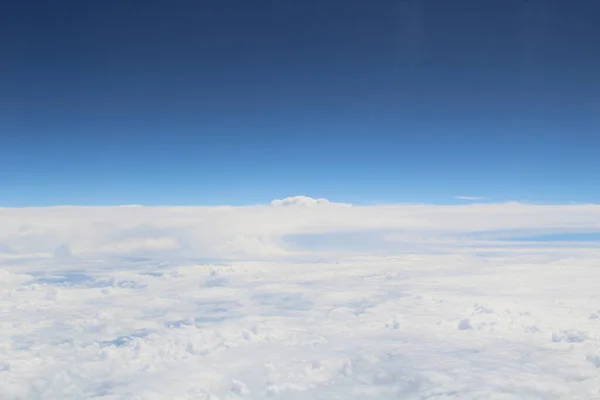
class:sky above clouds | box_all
[2,0,600,206]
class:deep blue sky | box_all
[1,0,599,206]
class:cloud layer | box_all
[1,196,600,261]
[3,197,600,398]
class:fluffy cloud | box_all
[1,196,600,260]
[270,196,338,207]
[3,197,600,398]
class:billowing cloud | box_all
[3,196,600,398]
[270,196,343,207]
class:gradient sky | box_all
[1,0,599,206]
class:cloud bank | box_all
[3,196,600,398]
[1,196,600,261]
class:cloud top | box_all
[270,196,350,207]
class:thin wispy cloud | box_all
[454,196,486,201]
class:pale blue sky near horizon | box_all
[1,0,599,207]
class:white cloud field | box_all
[3,196,600,399]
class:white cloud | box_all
[100,236,183,253]
[3,249,600,398]
[2,197,600,398]
[271,195,338,207]
[1,197,600,259]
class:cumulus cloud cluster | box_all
[270,195,342,207]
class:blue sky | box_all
[1,0,599,206]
